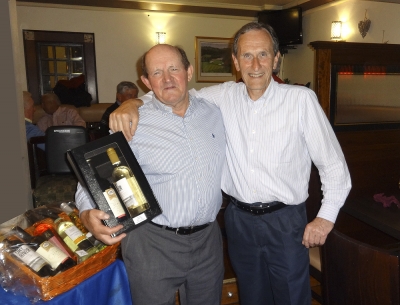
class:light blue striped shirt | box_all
[190,80,351,223]
[75,95,226,227]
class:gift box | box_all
[67,131,162,236]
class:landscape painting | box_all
[195,37,236,83]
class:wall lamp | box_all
[156,32,166,44]
[331,21,342,41]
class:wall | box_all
[0,0,32,224]
[282,0,400,88]
[16,5,253,103]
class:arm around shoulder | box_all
[109,98,144,141]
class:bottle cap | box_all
[106,148,120,165]
[60,202,74,214]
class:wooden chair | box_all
[27,126,88,207]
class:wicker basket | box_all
[3,219,121,301]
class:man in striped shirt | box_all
[75,44,226,305]
[110,22,351,305]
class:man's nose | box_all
[163,71,171,82]
[251,58,261,70]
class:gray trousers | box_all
[121,221,224,305]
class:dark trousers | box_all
[121,220,224,305]
[224,201,311,305]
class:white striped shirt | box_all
[75,95,226,227]
[190,80,351,223]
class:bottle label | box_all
[48,235,72,258]
[64,225,86,245]
[103,188,126,218]
[13,245,47,272]
[36,241,69,270]
[62,236,79,252]
[75,249,88,257]
[115,178,140,208]
[133,213,147,225]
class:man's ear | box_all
[187,65,194,82]
[273,51,281,71]
[141,75,152,91]
[232,54,240,72]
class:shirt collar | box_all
[151,94,194,117]
[242,77,277,103]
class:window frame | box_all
[23,30,98,104]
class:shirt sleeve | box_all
[139,91,154,103]
[300,89,352,223]
[189,81,238,107]
[75,182,97,215]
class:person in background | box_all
[36,93,86,132]
[23,91,45,150]
[109,22,352,305]
[98,81,139,136]
[75,44,226,305]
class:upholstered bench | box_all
[33,103,114,127]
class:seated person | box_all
[24,91,45,150]
[98,81,138,136]
[37,93,86,132]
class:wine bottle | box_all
[24,209,52,227]
[106,147,150,217]
[11,226,75,274]
[53,218,98,263]
[33,207,63,220]
[86,231,107,251]
[87,159,129,222]
[33,223,76,260]
[4,238,56,277]
[59,202,88,233]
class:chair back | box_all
[45,126,88,174]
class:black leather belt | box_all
[229,196,287,215]
[149,221,210,235]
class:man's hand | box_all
[109,98,143,141]
[302,217,334,248]
[80,209,126,245]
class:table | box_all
[341,194,400,240]
[1,259,132,305]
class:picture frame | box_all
[195,36,237,83]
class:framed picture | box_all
[195,36,237,83]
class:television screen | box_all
[257,7,303,47]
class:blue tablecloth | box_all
[1,259,132,305]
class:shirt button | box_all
[252,130,256,134]
[250,149,254,153]
[251,169,254,173]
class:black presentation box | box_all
[67,132,162,236]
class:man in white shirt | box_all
[109,22,351,305]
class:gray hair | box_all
[232,22,280,57]
[117,81,138,94]
[141,45,191,79]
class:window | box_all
[23,30,98,104]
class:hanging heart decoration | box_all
[358,10,371,39]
